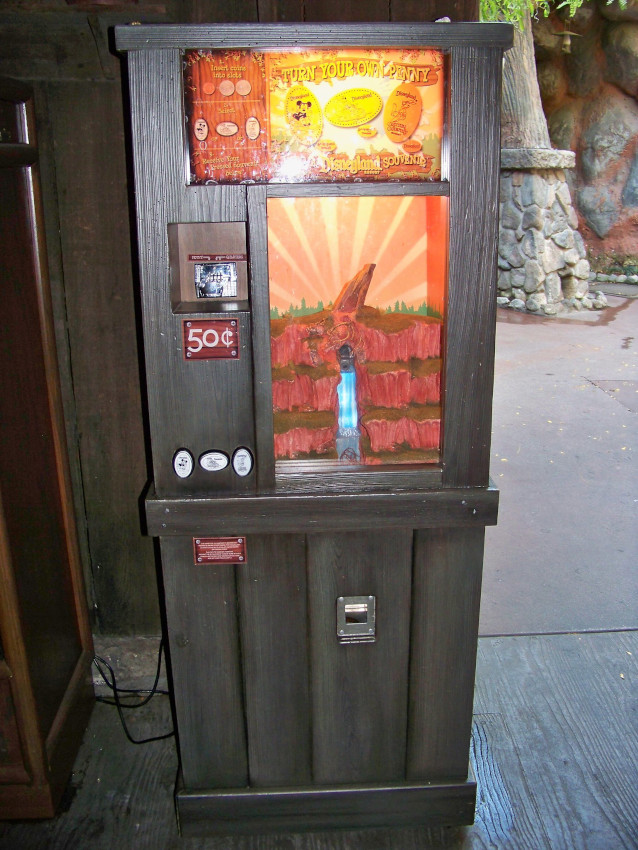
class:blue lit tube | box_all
[337,370,358,430]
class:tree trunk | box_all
[501,9,551,149]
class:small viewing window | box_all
[195,262,238,299]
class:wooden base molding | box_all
[177,775,476,836]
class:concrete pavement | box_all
[480,294,638,636]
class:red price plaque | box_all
[183,319,239,360]
[193,537,247,564]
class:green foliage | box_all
[386,300,443,319]
[480,0,550,28]
[480,0,625,28]
[272,299,442,320]
[271,298,322,318]
[282,299,324,317]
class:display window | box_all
[267,194,448,468]
[183,47,445,184]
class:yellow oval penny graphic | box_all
[357,125,377,139]
[324,88,383,128]
[285,85,323,147]
[383,82,422,144]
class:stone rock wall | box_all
[534,0,638,262]
[497,153,605,314]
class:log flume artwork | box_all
[271,262,442,466]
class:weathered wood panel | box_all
[391,0,479,21]
[237,534,311,787]
[0,10,119,81]
[160,536,248,789]
[256,0,479,22]
[407,528,484,779]
[146,486,498,536]
[443,45,504,488]
[127,50,257,499]
[302,0,389,20]
[47,81,159,633]
[474,632,638,850]
[246,186,275,492]
[29,82,95,619]
[177,781,476,835]
[307,530,412,784]
[257,0,304,20]
[181,0,259,22]
[117,23,511,50]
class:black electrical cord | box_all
[93,638,174,745]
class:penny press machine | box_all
[116,22,512,836]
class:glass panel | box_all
[184,48,445,184]
[268,194,447,468]
[194,261,238,299]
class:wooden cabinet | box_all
[0,79,94,819]
[117,23,512,835]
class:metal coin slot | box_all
[337,595,376,644]
[345,603,368,624]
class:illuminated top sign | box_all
[183,47,445,184]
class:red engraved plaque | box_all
[193,537,247,564]
[183,319,239,360]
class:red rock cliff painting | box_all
[268,195,447,466]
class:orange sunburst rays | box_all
[268,201,325,309]
[267,196,434,313]
[366,197,428,307]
